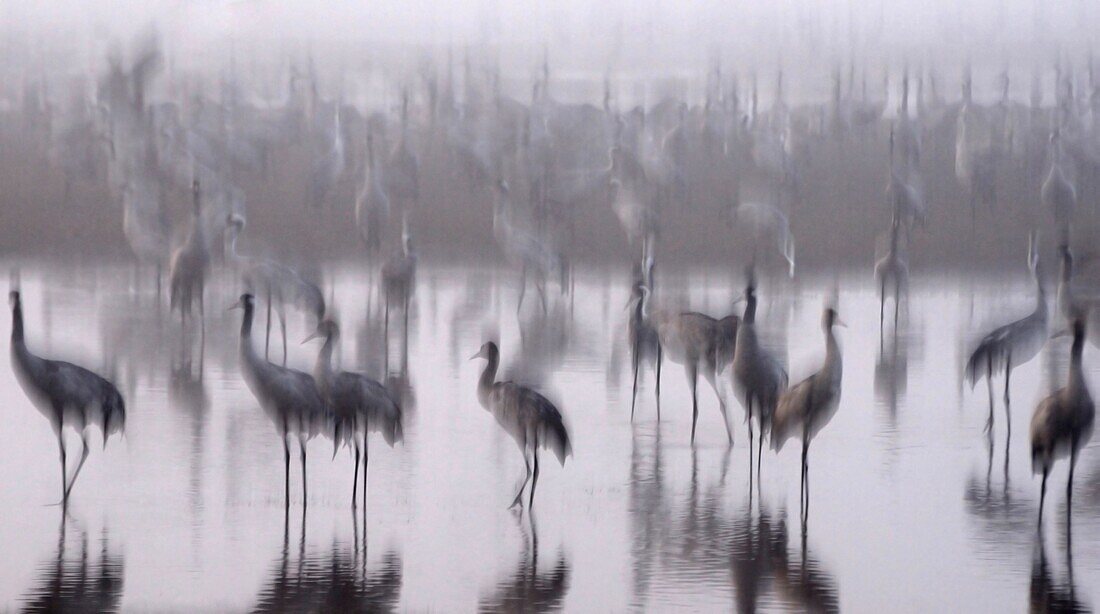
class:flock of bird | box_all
[7,38,1100,530]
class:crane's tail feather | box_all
[540,413,572,466]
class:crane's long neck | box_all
[11,300,24,345]
[743,290,757,324]
[238,302,260,374]
[824,323,842,379]
[1070,328,1087,393]
[477,350,499,408]
[314,331,336,393]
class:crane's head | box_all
[226,212,246,231]
[8,290,18,309]
[823,307,846,330]
[303,318,339,344]
[470,341,498,361]
[228,293,254,312]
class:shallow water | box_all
[0,262,1097,612]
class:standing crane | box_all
[231,293,331,509]
[965,234,1046,437]
[306,319,402,508]
[728,271,788,477]
[169,180,211,343]
[771,307,844,518]
[10,289,126,504]
[471,341,571,509]
[1030,315,1094,524]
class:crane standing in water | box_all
[771,307,844,518]
[9,289,126,504]
[1030,315,1095,525]
[232,293,330,509]
[306,318,402,508]
[966,234,1046,437]
[169,180,211,344]
[627,283,660,422]
[729,270,788,477]
[471,341,571,509]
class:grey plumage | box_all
[308,318,402,508]
[472,341,571,508]
[9,290,126,503]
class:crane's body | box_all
[472,341,571,508]
[10,290,126,503]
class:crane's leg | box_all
[56,425,67,503]
[352,441,360,508]
[284,437,291,510]
[1003,364,1012,439]
[802,439,810,520]
[265,288,273,360]
[64,432,90,499]
[893,280,900,329]
[367,435,376,512]
[655,345,663,421]
[757,418,764,479]
[510,448,532,509]
[300,438,308,509]
[747,398,755,467]
[985,357,995,434]
[1068,441,1078,518]
[879,279,885,335]
[630,346,640,422]
[529,447,541,509]
[384,296,391,373]
[1039,465,1049,526]
[279,305,288,367]
[688,363,699,444]
[199,283,206,357]
[517,264,528,315]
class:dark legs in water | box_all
[1039,465,1049,526]
[283,438,291,510]
[688,364,699,443]
[56,426,67,504]
[510,448,533,509]
[300,437,308,509]
[1003,363,1012,439]
[630,346,640,422]
[529,448,541,508]
[655,345,663,421]
[800,438,810,521]
[352,443,360,507]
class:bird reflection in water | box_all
[169,353,210,517]
[253,513,403,613]
[478,515,571,613]
[1029,530,1089,613]
[21,515,125,613]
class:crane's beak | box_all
[834,317,848,328]
[1051,328,1070,339]
[733,294,745,304]
[227,298,243,311]
[302,330,322,344]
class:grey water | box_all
[0,262,1097,612]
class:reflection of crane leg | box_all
[655,345,663,421]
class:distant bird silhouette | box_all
[232,293,330,508]
[1030,315,1094,525]
[307,319,402,508]
[472,341,571,508]
[652,301,737,444]
[224,214,326,365]
[966,234,1046,436]
[874,216,908,334]
[169,180,211,341]
[10,290,125,503]
[627,284,660,421]
[771,307,844,517]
